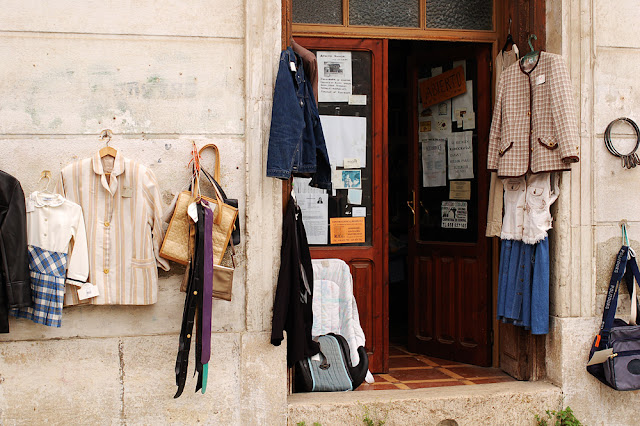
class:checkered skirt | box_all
[11,245,68,327]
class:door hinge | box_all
[489,58,493,73]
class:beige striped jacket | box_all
[57,151,169,305]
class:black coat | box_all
[0,170,31,333]
[271,197,320,366]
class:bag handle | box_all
[198,144,221,183]
[596,245,629,348]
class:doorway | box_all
[387,40,493,367]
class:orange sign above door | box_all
[419,66,466,107]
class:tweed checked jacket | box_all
[488,51,579,177]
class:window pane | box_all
[296,50,374,247]
[426,0,493,30]
[292,0,343,25]
[349,0,420,27]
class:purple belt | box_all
[201,200,214,363]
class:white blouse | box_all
[27,192,89,286]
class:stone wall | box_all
[0,1,287,424]
[546,1,640,424]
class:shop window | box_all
[349,0,420,28]
[425,0,493,31]
[292,0,342,25]
[293,50,373,247]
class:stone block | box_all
[0,35,244,134]
[288,381,561,426]
[241,332,288,425]
[0,338,121,424]
[595,0,640,49]
[594,47,640,139]
[0,0,244,38]
[121,334,242,424]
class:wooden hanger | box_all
[98,129,117,159]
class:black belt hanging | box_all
[174,203,205,398]
[604,117,640,169]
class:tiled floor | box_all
[356,345,515,391]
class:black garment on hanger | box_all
[271,196,320,367]
[0,170,31,333]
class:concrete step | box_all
[288,381,561,426]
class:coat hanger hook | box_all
[528,33,537,52]
[100,129,113,145]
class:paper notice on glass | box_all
[332,169,362,189]
[297,193,329,245]
[293,177,327,195]
[441,201,467,229]
[449,181,471,200]
[453,60,467,78]
[348,94,367,105]
[317,51,352,102]
[448,131,474,180]
[431,66,443,77]
[320,115,367,167]
[422,137,447,187]
[348,189,362,204]
[463,112,476,130]
[343,158,361,168]
[330,217,365,244]
[451,80,473,128]
[352,206,366,217]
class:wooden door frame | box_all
[285,0,547,378]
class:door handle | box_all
[407,190,416,227]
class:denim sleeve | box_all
[267,49,305,179]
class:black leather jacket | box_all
[0,170,31,333]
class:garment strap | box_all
[597,246,629,348]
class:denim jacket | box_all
[267,47,332,190]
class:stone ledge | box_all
[288,381,561,425]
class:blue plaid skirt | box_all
[11,245,68,327]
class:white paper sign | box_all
[352,207,366,217]
[441,201,468,229]
[348,94,367,105]
[422,137,447,187]
[296,193,329,245]
[320,115,367,168]
[77,283,100,300]
[451,80,473,129]
[343,158,361,168]
[317,51,353,103]
[448,131,474,180]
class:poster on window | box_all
[447,131,474,180]
[441,201,468,229]
[317,51,353,103]
[421,137,447,187]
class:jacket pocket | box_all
[498,141,513,157]
[538,136,559,150]
[527,186,546,209]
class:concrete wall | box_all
[0,1,287,424]
[546,0,640,424]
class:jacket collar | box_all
[92,150,125,195]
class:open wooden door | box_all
[294,37,388,373]
[407,43,493,367]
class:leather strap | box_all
[198,144,221,182]
[174,203,206,398]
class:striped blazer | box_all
[488,51,579,177]
[57,151,169,305]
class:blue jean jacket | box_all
[267,47,332,190]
